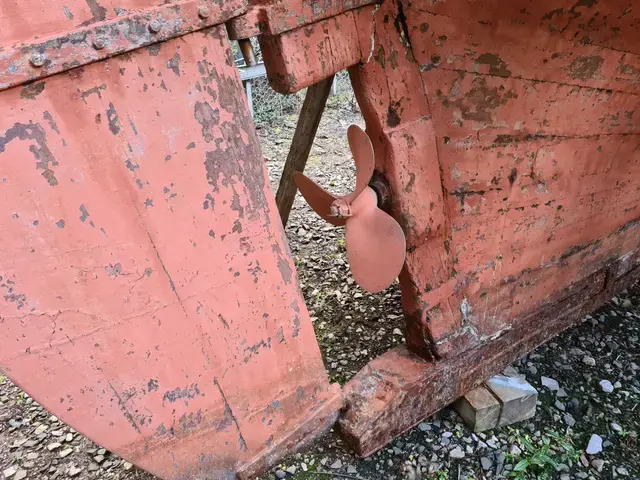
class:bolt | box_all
[92,37,107,50]
[198,6,211,18]
[149,20,162,33]
[29,54,45,67]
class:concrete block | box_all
[454,386,501,432]
[455,375,538,432]
[486,375,537,427]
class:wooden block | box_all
[486,375,537,428]
[454,385,501,432]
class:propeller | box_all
[294,125,406,293]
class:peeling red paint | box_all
[0,23,341,480]
[227,0,379,39]
[0,0,247,91]
[2,0,639,475]
[337,0,640,455]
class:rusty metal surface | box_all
[2,0,639,473]
[340,242,640,456]
[226,0,379,39]
[347,0,640,360]
[0,0,247,91]
[0,23,341,479]
[259,9,370,94]
[335,0,640,455]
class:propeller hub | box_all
[330,199,352,219]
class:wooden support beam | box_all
[275,75,334,226]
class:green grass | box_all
[427,470,448,480]
[504,430,581,480]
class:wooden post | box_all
[238,38,257,67]
[275,75,334,226]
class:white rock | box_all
[541,376,560,391]
[509,445,522,456]
[59,448,73,458]
[599,380,614,393]
[564,414,576,427]
[586,434,603,455]
[68,466,83,477]
[330,459,342,469]
[617,466,629,476]
[393,328,403,336]
[486,436,499,449]
[13,471,26,480]
[449,447,465,459]
[418,423,431,432]
[610,422,622,433]
[591,459,605,472]
[582,356,596,366]
[3,466,17,478]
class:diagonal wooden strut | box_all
[275,75,335,226]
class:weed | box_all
[505,430,581,479]
[429,469,448,480]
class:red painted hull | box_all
[0,5,341,478]
[1,0,639,475]
[338,0,640,454]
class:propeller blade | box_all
[344,125,375,204]
[294,172,346,227]
[345,189,406,293]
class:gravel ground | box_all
[1,102,639,480]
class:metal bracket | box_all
[0,0,247,92]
